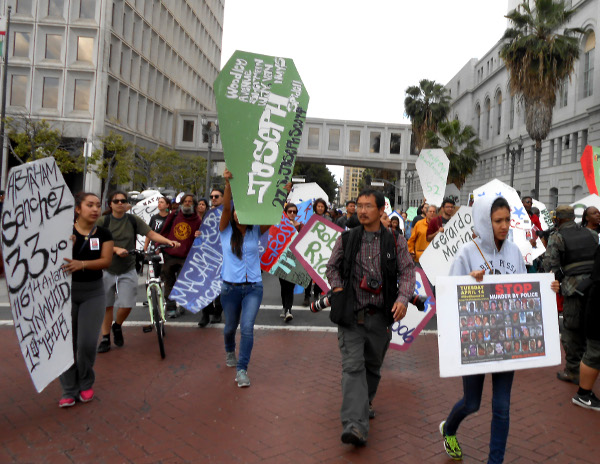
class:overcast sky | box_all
[220,0,512,179]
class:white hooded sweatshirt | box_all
[449,195,526,277]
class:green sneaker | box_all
[439,421,462,460]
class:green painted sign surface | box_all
[214,51,310,225]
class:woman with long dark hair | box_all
[196,197,209,223]
[279,202,302,322]
[59,192,113,407]
[219,168,270,387]
[303,198,329,306]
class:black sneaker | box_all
[112,323,124,347]
[198,310,210,328]
[97,338,111,353]
[341,425,366,447]
[369,402,375,419]
[572,391,600,411]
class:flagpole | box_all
[0,5,11,191]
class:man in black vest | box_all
[545,205,599,385]
[326,189,415,446]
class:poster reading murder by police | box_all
[1,157,75,392]
[437,273,561,377]
[214,50,310,226]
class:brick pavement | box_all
[1,325,599,463]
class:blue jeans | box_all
[445,371,514,464]
[221,282,263,371]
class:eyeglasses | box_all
[112,199,129,204]
[356,204,377,210]
[287,210,298,214]
[210,195,221,199]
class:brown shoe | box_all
[557,370,579,385]
[341,425,367,447]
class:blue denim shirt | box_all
[220,223,262,283]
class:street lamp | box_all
[406,171,414,209]
[202,117,220,197]
[505,134,523,188]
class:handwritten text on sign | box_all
[131,193,160,250]
[290,215,343,291]
[416,148,449,208]
[1,157,74,392]
[170,206,223,313]
[389,268,437,351]
[261,213,296,272]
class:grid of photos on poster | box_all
[458,281,545,364]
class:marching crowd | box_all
[55,172,600,464]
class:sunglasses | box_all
[210,195,221,199]
[112,199,129,204]
[287,210,298,214]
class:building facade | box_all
[340,166,364,205]
[443,0,599,209]
[1,0,224,191]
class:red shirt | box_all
[161,211,202,258]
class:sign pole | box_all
[0,6,12,191]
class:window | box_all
[73,79,91,111]
[328,129,340,151]
[42,77,59,108]
[485,98,491,139]
[495,91,502,135]
[10,75,27,106]
[182,120,194,142]
[390,133,401,154]
[583,32,595,98]
[13,32,30,57]
[308,127,320,150]
[369,131,380,154]
[77,37,94,62]
[558,79,568,107]
[349,130,360,152]
[48,0,64,16]
[549,187,559,210]
[16,0,32,14]
[79,0,95,19]
[509,96,515,129]
[475,104,481,136]
[45,34,62,60]
[571,132,579,163]
[549,139,555,166]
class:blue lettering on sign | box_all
[171,206,223,312]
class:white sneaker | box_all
[284,310,293,322]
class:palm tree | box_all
[426,119,480,190]
[499,0,586,198]
[404,79,451,153]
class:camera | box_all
[311,291,332,312]
[409,294,428,311]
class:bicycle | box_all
[129,244,172,359]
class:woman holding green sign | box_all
[219,168,271,388]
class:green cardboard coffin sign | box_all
[214,50,310,225]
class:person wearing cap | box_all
[426,197,456,242]
[544,205,599,385]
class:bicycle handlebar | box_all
[128,244,173,256]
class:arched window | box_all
[475,104,481,136]
[583,31,595,98]
[495,90,502,135]
[485,98,491,140]
[549,187,559,210]
[573,185,583,202]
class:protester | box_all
[390,216,401,233]
[544,205,598,384]
[279,202,302,322]
[59,192,113,407]
[198,188,226,326]
[160,194,202,318]
[219,168,270,387]
[411,202,428,227]
[196,197,209,223]
[380,212,391,228]
[96,191,179,353]
[326,188,414,446]
[581,206,600,234]
[572,246,600,411]
[426,197,455,242]
[303,198,329,305]
[521,196,542,230]
[336,200,356,228]
[439,195,559,463]
[407,204,436,263]
[143,196,170,252]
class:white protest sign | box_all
[287,182,329,204]
[571,194,600,223]
[532,199,552,230]
[416,148,449,208]
[436,273,561,377]
[419,207,474,286]
[290,215,343,291]
[1,157,75,392]
[473,179,532,231]
[131,193,161,250]
[384,197,392,215]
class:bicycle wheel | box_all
[150,286,165,359]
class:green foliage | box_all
[427,119,480,190]
[293,162,338,201]
[160,154,207,197]
[7,118,82,173]
[499,0,585,142]
[134,146,181,190]
[404,79,451,153]
[90,132,134,205]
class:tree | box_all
[404,79,451,153]
[426,119,481,190]
[292,162,338,201]
[161,155,207,197]
[133,146,181,190]
[500,0,586,197]
[90,132,135,206]
[6,117,82,173]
